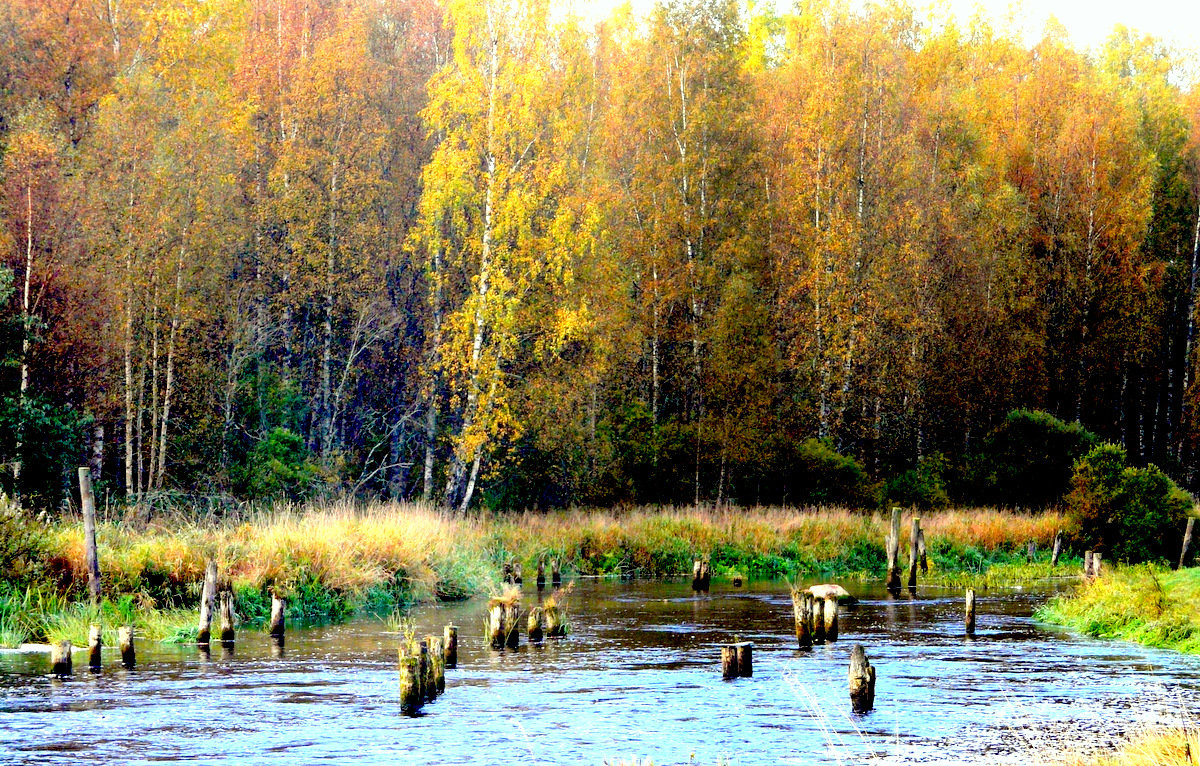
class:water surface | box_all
[3,579,1198,765]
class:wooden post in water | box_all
[487,600,506,649]
[691,560,711,593]
[536,559,546,590]
[824,596,839,642]
[444,625,458,668]
[527,606,544,642]
[917,529,928,574]
[848,644,876,713]
[512,561,523,585]
[88,624,102,670]
[218,590,235,645]
[551,559,562,588]
[51,640,72,675]
[812,597,826,645]
[269,590,286,643]
[79,467,101,604]
[1027,540,1037,563]
[736,642,753,677]
[792,589,812,650]
[431,636,445,695]
[418,639,432,701]
[504,601,521,649]
[907,517,921,590]
[398,649,422,714]
[1180,518,1196,570]
[965,589,976,636]
[1051,530,1063,567]
[886,508,902,593]
[721,645,738,679]
[502,562,513,584]
[197,560,217,645]
[118,626,135,668]
[1083,551,1094,580]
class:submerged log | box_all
[1180,518,1195,570]
[965,589,976,636]
[1051,530,1064,567]
[88,624,102,670]
[886,508,902,593]
[51,640,72,675]
[792,589,812,650]
[118,626,135,668]
[444,625,458,669]
[197,560,218,645]
[824,596,839,642]
[848,644,876,713]
[907,517,921,590]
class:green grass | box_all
[1037,565,1200,653]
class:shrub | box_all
[1067,443,1194,563]
[243,428,321,500]
[885,453,950,509]
[970,409,1098,508]
[782,438,876,507]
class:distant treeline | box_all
[0,0,1198,511]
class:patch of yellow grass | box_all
[1060,727,1200,766]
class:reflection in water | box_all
[3,579,1200,765]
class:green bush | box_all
[785,438,876,507]
[1067,443,1194,563]
[969,409,1098,508]
[242,427,321,500]
[885,453,950,509]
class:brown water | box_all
[3,579,1200,765]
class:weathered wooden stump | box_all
[545,591,568,637]
[118,626,135,668]
[824,596,839,642]
[502,562,514,584]
[736,642,753,677]
[269,591,286,642]
[886,508,902,593]
[1051,530,1063,566]
[907,517,921,590]
[791,589,812,650]
[51,640,72,675]
[691,560,711,593]
[551,560,562,588]
[812,597,826,645]
[397,650,422,715]
[536,560,546,590]
[965,589,976,636]
[504,601,521,649]
[418,639,433,701]
[87,624,102,670]
[444,625,458,669]
[80,467,101,604]
[917,529,928,574]
[721,642,754,679]
[1083,550,1094,579]
[1180,518,1195,570]
[1092,551,1103,578]
[431,636,445,695]
[721,644,738,679]
[848,644,876,713]
[732,575,743,587]
[197,560,218,645]
[1027,540,1037,563]
[486,601,506,649]
[527,606,545,642]
[218,590,235,645]
[512,561,523,585]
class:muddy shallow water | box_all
[3,578,1199,765]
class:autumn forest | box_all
[1,0,1199,513]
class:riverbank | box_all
[1037,565,1200,654]
[1,502,1068,647]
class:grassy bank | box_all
[2,501,1068,647]
[1037,565,1200,653]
